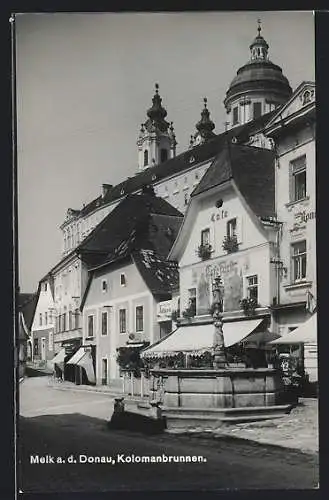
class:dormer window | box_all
[144,150,149,167]
[302,90,311,106]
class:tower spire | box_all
[189,97,216,147]
[137,84,177,171]
[257,18,261,36]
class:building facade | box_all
[30,276,56,364]
[264,81,317,382]
[169,143,278,332]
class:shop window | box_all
[136,306,144,332]
[188,288,197,316]
[87,315,94,337]
[290,156,306,202]
[160,148,168,163]
[101,311,108,336]
[291,240,307,282]
[253,102,262,119]
[232,106,239,125]
[119,309,127,334]
[246,275,258,302]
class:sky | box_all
[15,11,315,293]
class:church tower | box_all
[224,20,292,129]
[189,97,216,148]
[137,84,177,171]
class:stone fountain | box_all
[147,276,293,430]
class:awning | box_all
[270,313,317,345]
[66,347,86,365]
[49,348,66,366]
[76,350,96,384]
[66,346,96,384]
[141,318,264,358]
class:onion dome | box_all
[144,83,170,133]
[224,21,292,109]
[195,97,216,139]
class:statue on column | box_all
[212,276,227,369]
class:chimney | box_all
[102,183,113,198]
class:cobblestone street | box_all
[174,399,318,455]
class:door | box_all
[41,337,46,361]
[101,358,108,385]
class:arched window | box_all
[144,149,149,167]
[160,148,168,163]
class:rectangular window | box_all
[253,102,262,119]
[136,306,144,332]
[63,312,67,331]
[75,309,80,330]
[102,279,108,293]
[101,358,108,385]
[201,228,210,246]
[49,311,52,324]
[44,283,47,292]
[188,288,197,316]
[226,218,237,238]
[120,273,126,287]
[39,313,42,326]
[290,156,306,202]
[87,315,94,337]
[101,312,108,336]
[49,332,53,352]
[291,240,307,282]
[45,312,48,325]
[246,275,258,302]
[119,309,127,334]
[68,311,72,330]
[232,106,239,125]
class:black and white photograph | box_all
[15,10,318,492]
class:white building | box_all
[30,274,55,364]
[264,81,317,383]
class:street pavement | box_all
[18,376,319,492]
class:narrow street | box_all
[18,377,319,492]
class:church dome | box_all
[224,22,292,110]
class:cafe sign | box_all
[157,300,173,322]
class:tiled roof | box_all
[133,250,179,298]
[78,192,183,268]
[191,142,275,219]
[77,111,278,218]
